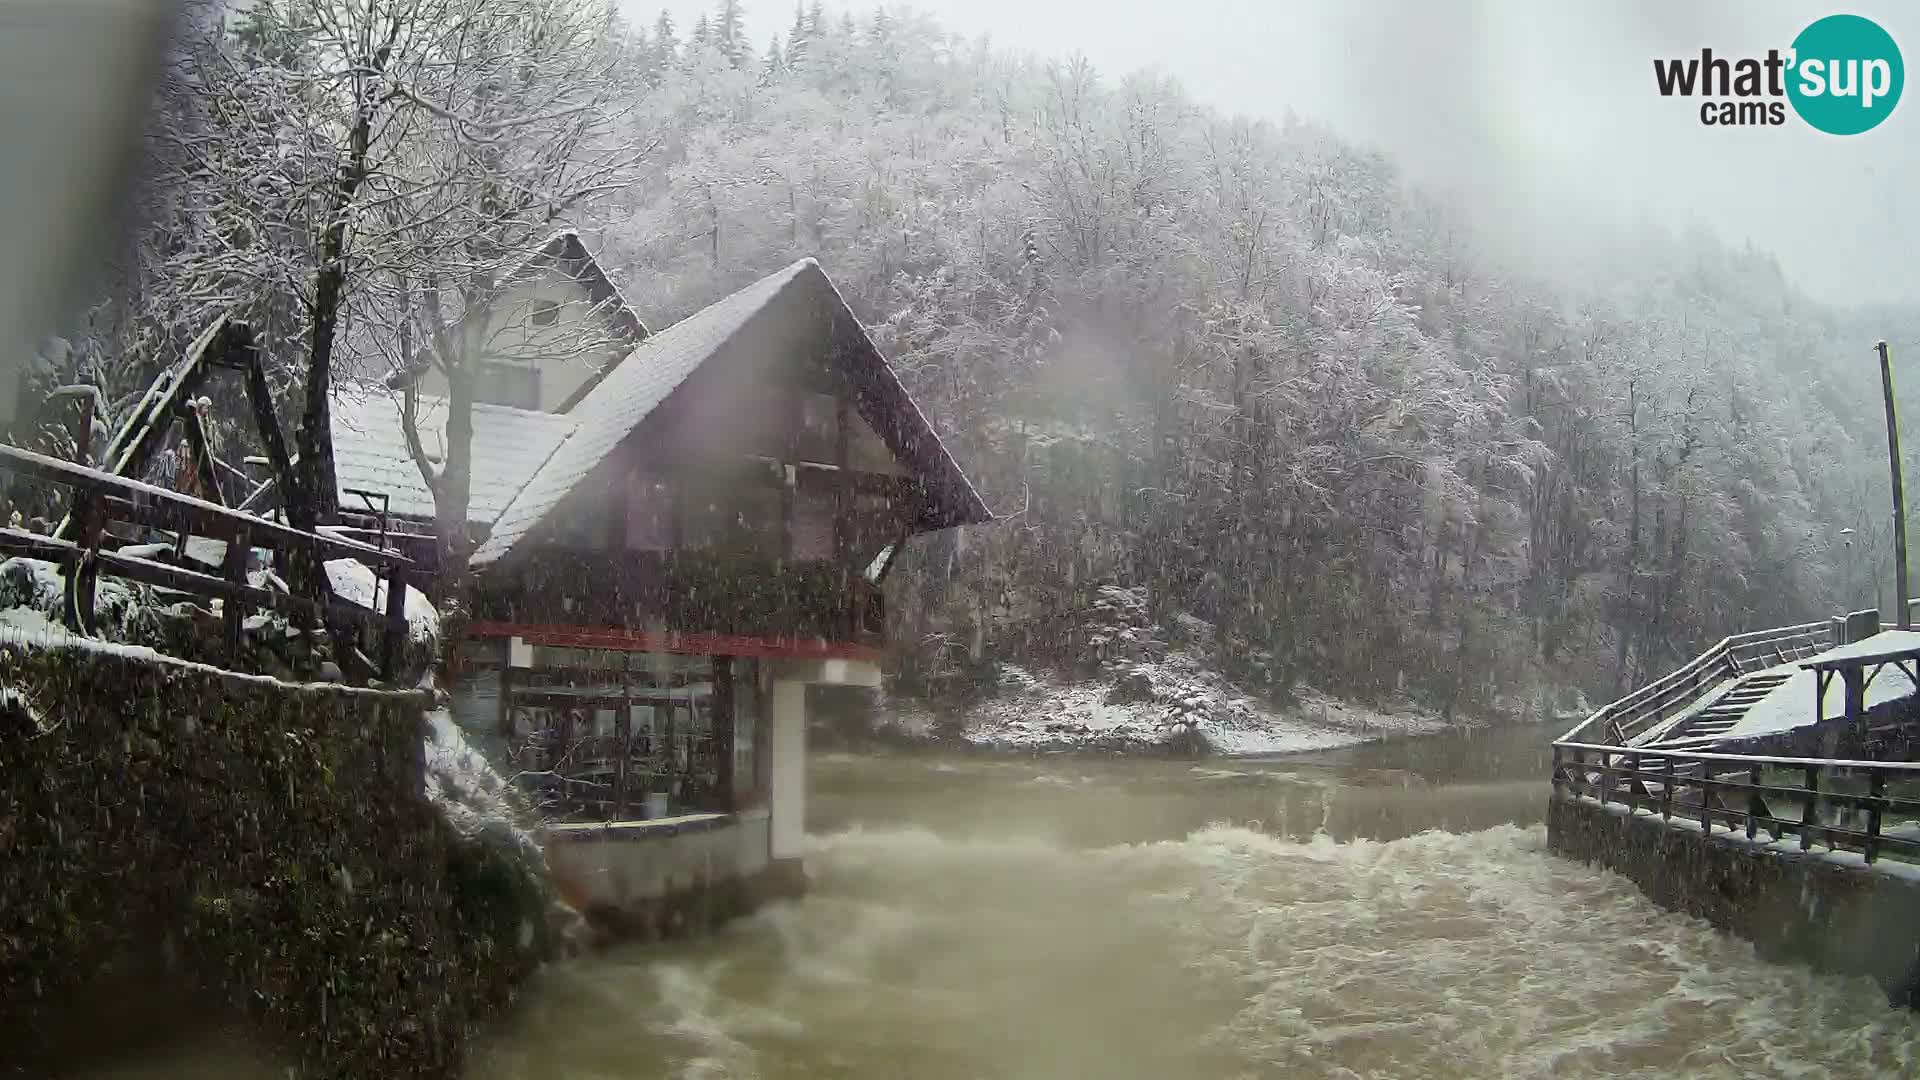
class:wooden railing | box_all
[1559,621,1837,747]
[0,443,416,680]
[1553,741,1920,865]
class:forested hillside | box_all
[31,0,1920,717]
[589,4,1919,714]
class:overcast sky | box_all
[623,0,1917,310]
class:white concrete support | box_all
[781,657,882,687]
[769,678,808,860]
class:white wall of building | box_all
[418,272,621,412]
[769,678,808,860]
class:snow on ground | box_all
[886,651,1459,756]
[423,702,542,861]
[1718,663,1916,741]
[0,601,407,697]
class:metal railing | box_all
[1558,621,1836,747]
[1554,741,1920,865]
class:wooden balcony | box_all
[470,549,884,647]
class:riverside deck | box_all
[1549,609,1920,1005]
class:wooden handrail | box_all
[1556,740,1920,772]
[1559,621,1836,745]
[1554,741,1920,864]
[0,442,417,682]
[0,443,406,566]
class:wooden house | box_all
[331,238,989,924]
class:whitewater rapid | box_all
[81,730,1920,1078]
[468,746,1919,1079]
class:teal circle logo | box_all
[1787,14,1903,135]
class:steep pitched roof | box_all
[332,388,579,522]
[503,230,650,347]
[471,261,813,564]
[471,259,991,566]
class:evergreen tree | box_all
[786,2,810,67]
[690,13,710,46]
[653,9,678,63]
[714,0,748,67]
[761,36,785,82]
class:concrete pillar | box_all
[769,678,807,861]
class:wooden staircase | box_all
[1655,670,1796,746]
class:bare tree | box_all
[367,0,647,604]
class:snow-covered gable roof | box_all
[332,388,579,522]
[471,258,992,566]
[472,261,814,564]
[505,230,649,349]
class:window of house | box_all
[530,300,561,327]
[796,392,839,463]
[669,463,783,558]
[549,475,616,549]
[474,358,540,409]
[625,467,673,551]
[681,489,730,551]
[846,490,896,565]
[791,485,836,561]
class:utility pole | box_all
[1879,340,1910,627]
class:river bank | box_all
[879,651,1584,756]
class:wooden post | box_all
[1746,764,1762,840]
[1880,341,1910,627]
[1866,771,1886,864]
[1662,756,1674,821]
[556,707,576,818]
[379,566,408,680]
[1843,665,1866,721]
[714,656,735,811]
[1699,762,1714,833]
[1550,745,1563,798]
[74,392,93,466]
[753,662,773,804]
[239,326,296,503]
[61,492,103,634]
[614,705,631,821]
[181,404,226,507]
[834,396,855,638]
[222,528,249,662]
[1801,765,1821,851]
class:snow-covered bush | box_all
[0,557,160,643]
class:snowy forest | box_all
[15,0,1920,718]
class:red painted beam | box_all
[466,620,883,663]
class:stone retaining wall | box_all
[0,639,547,1077]
[1548,795,1920,1006]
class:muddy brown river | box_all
[90,723,1920,1078]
